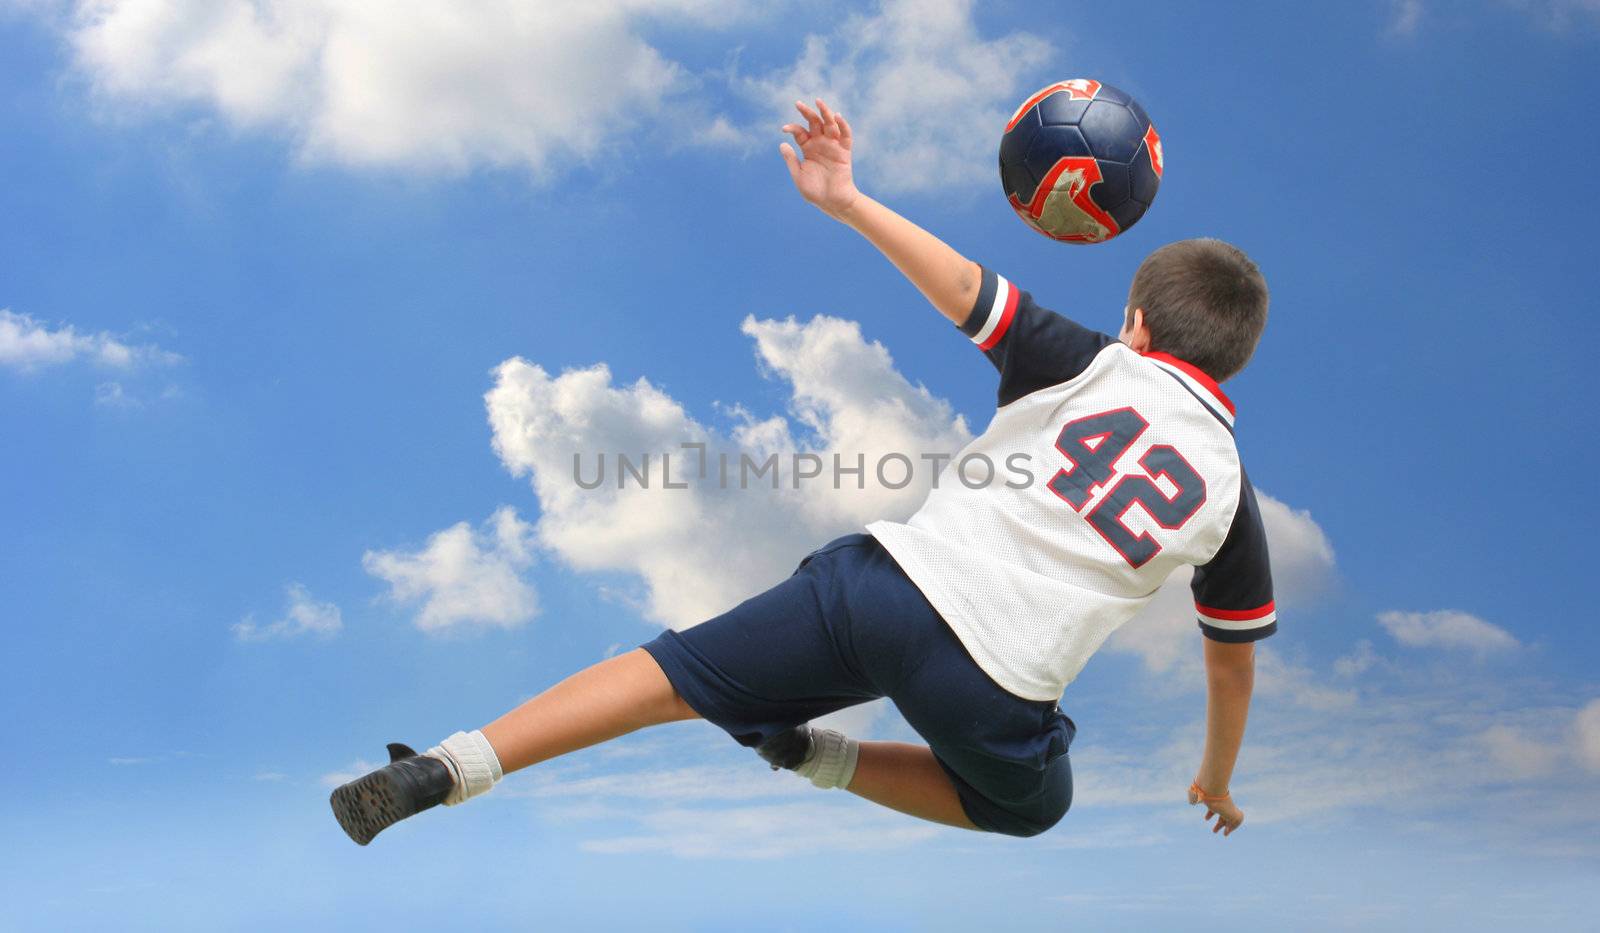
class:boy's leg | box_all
[482,647,698,773]
[845,741,977,830]
[330,648,697,845]
[486,648,976,831]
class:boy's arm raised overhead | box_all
[779,98,982,327]
[780,98,1113,408]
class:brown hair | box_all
[1126,239,1269,382]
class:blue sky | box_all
[2,1,1598,929]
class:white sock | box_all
[794,727,860,790]
[424,730,504,806]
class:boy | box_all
[331,98,1272,845]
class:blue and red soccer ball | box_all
[999,79,1163,244]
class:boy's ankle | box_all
[794,728,859,789]
[425,730,504,805]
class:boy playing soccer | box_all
[331,98,1272,844]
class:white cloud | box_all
[1386,1,1600,36]
[320,758,379,788]
[508,734,944,857]
[46,0,1058,192]
[1255,494,1338,601]
[60,0,744,175]
[1068,673,1600,851]
[93,381,140,408]
[105,751,200,765]
[1334,638,1379,677]
[1377,609,1519,655]
[515,670,1600,859]
[1061,623,1600,854]
[577,800,942,858]
[363,506,539,632]
[1038,823,1172,851]
[1047,644,1600,856]
[0,308,180,372]
[1576,698,1600,772]
[1255,648,1358,711]
[486,314,970,629]
[1478,723,1564,780]
[233,582,342,642]
[1502,0,1600,30]
[1387,0,1425,35]
[524,763,796,804]
[726,0,1054,194]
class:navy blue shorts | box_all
[639,533,1077,838]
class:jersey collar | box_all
[1141,351,1237,419]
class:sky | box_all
[2,0,1598,929]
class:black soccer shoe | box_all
[756,724,815,771]
[329,742,455,846]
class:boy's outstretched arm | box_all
[1190,637,1255,836]
[780,98,981,327]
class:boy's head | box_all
[1119,238,1269,382]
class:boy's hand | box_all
[1187,783,1244,836]
[780,98,860,219]
[778,101,978,324]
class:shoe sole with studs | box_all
[330,770,410,846]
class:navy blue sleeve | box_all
[1189,470,1277,643]
[958,265,1115,407]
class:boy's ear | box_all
[1123,307,1153,353]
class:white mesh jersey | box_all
[866,266,1276,701]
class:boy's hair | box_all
[1125,238,1269,382]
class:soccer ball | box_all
[998,79,1163,244]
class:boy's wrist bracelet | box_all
[1190,779,1230,802]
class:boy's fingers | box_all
[778,143,801,181]
[781,124,809,147]
[816,98,838,137]
[836,113,852,144]
[795,100,823,136]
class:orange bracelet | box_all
[1190,780,1230,802]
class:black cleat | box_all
[329,742,455,846]
[756,724,815,771]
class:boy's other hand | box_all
[1187,784,1245,837]
[780,98,860,219]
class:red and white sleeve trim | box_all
[970,274,1019,351]
[1196,601,1277,631]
